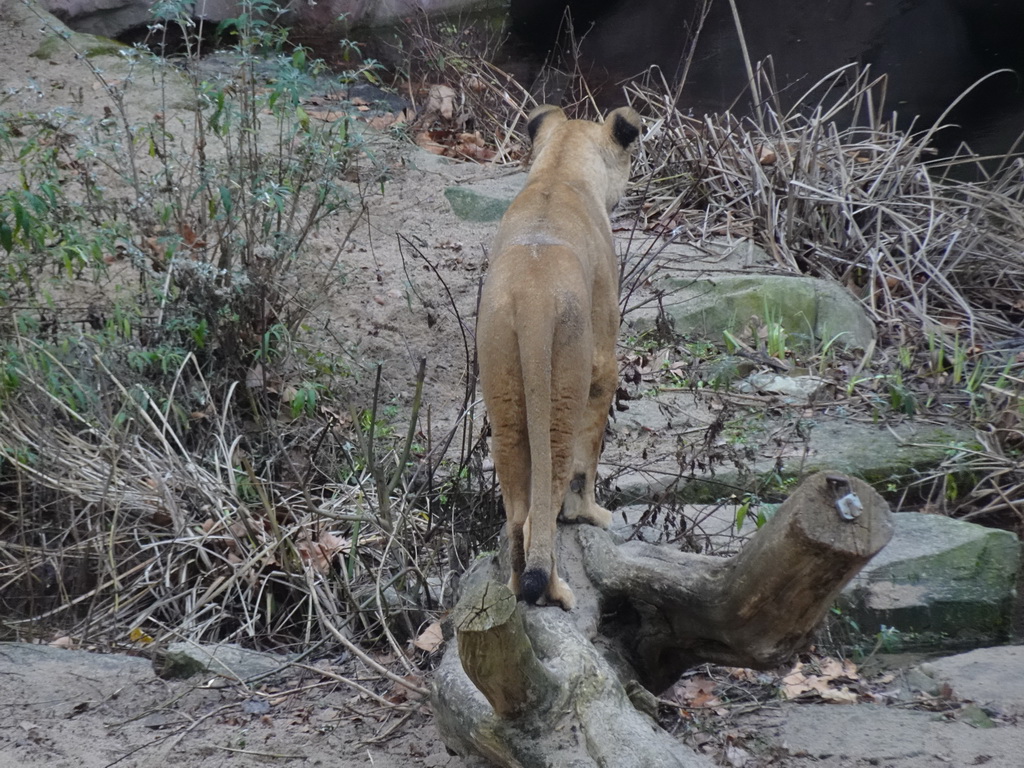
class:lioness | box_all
[477,104,641,610]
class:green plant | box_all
[733,494,772,530]
[288,381,323,418]
[875,624,903,652]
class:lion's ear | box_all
[605,107,642,149]
[526,105,567,145]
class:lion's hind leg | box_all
[561,353,615,530]
[489,404,530,598]
[480,316,532,599]
[521,301,590,611]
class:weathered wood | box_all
[453,580,556,718]
[432,471,894,765]
[434,570,715,768]
[582,472,893,689]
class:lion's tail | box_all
[519,286,586,605]
[517,296,557,605]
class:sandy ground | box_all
[0,643,476,768]
[4,641,1024,768]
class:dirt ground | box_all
[0,643,479,768]
[4,640,1024,768]
[2,2,1024,767]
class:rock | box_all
[42,0,153,37]
[605,390,974,505]
[915,645,1024,716]
[444,174,524,222]
[734,372,829,403]
[627,239,875,352]
[749,648,1024,766]
[153,640,291,681]
[839,514,1020,648]
[762,701,1023,766]
[41,0,502,46]
[610,484,1020,656]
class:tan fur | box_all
[477,104,641,610]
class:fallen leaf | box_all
[413,621,444,653]
[669,675,721,708]
[414,131,447,155]
[129,627,155,644]
[820,686,859,704]
[424,84,457,121]
[366,114,396,131]
[295,531,347,575]
[756,144,777,165]
[724,743,753,767]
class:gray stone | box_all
[444,174,524,222]
[628,240,875,352]
[0,642,152,675]
[764,702,1023,767]
[839,514,1020,647]
[734,372,829,403]
[156,640,290,682]
[608,502,755,555]
[605,390,974,505]
[41,0,502,51]
[915,645,1024,715]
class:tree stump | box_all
[452,580,557,719]
[432,472,893,766]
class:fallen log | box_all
[432,472,893,766]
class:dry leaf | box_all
[413,621,444,653]
[756,144,777,165]
[424,84,457,121]
[296,531,347,575]
[366,114,396,131]
[414,131,447,155]
[820,686,859,704]
[178,221,206,250]
[669,676,721,708]
[782,657,862,701]
[129,627,155,644]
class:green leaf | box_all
[734,499,749,532]
[219,185,232,216]
[0,221,12,252]
[290,389,306,419]
[13,200,30,236]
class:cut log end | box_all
[453,580,557,719]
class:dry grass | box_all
[624,64,1024,346]
[615,62,1024,525]
[0,338,492,674]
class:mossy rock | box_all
[607,394,975,506]
[445,174,524,222]
[839,513,1020,649]
[28,27,126,62]
[642,272,876,352]
[30,35,65,60]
